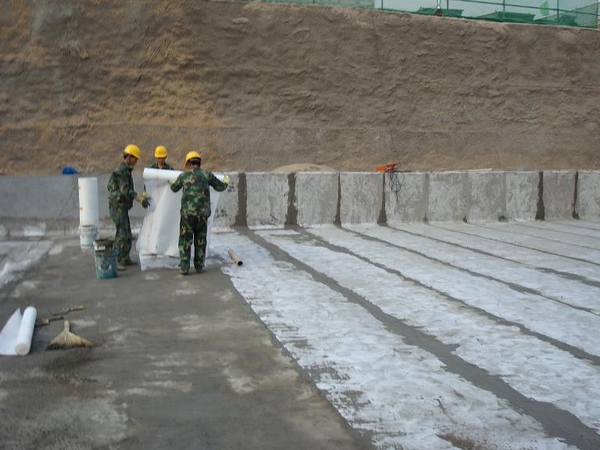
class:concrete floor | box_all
[0,219,599,450]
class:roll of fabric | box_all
[137,168,224,271]
[15,307,37,355]
[0,307,37,356]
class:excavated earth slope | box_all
[2,0,599,175]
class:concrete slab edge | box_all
[1,170,598,237]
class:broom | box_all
[46,320,93,350]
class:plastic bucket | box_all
[79,225,98,248]
[93,239,114,252]
[94,250,118,279]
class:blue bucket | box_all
[95,250,118,279]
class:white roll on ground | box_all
[0,307,37,356]
[78,177,99,226]
[15,307,37,355]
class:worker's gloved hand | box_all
[222,175,231,185]
[168,180,174,187]
[135,193,151,209]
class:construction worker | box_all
[107,144,150,270]
[149,145,174,170]
[169,151,229,275]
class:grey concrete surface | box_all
[0,236,369,450]
[1,170,599,448]
[1,218,599,449]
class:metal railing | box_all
[263,0,599,28]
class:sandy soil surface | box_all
[1,1,599,176]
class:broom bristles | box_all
[46,320,93,350]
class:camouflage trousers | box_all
[109,204,132,264]
[178,213,208,272]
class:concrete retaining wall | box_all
[1,170,598,237]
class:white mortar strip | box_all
[553,220,600,231]
[260,227,600,434]
[434,223,600,264]
[349,224,600,314]
[215,232,578,450]
[390,222,600,283]
[0,241,54,287]
[479,222,600,252]
[305,226,599,357]
[513,220,600,238]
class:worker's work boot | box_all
[179,268,189,276]
[117,262,126,271]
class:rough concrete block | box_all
[295,172,338,227]
[427,172,469,222]
[543,171,576,219]
[576,171,600,219]
[466,171,504,223]
[384,172,427,223]
[339,173,383,225]
[213,172,240,230]
[0,175,79,220]
[505,171,539,221]
[246,172,290,228]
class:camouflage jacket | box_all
[149,162,175,170]
[107,162,136,209]
[170,168,227,217]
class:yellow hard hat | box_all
[185,151,202,163]
[124,144,141,159]
[154,145,168,158]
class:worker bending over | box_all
[169,151,229,275]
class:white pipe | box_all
[78,177,99,226]
[228,249,243,266]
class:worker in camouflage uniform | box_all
[169,151,229,275]
[149,145,175,170]
[107,144,150,270]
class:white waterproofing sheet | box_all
[136,168,223,271]
[0,307,37,356]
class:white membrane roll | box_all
[78,177,99,226]
[0,309,22,355]
[15,307,37,356]
[143,167,181,182]
[137,168,223,271]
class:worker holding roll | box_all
[169,151,229,275]
[108,144,150,270]
[149,145,174,170]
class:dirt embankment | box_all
[2,1,599,175]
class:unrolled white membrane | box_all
[0,307,37,356]
[136,168,223,271]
